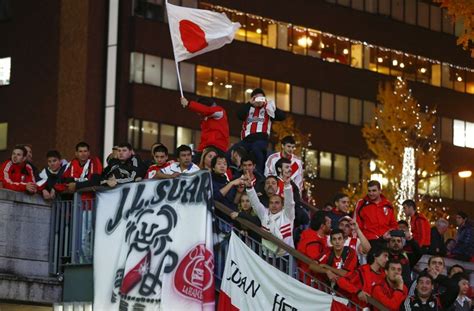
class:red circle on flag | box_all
[179,20,209,53]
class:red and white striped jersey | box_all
[240,105,272,139]
[264,152,304,193]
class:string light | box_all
[397,147,416,220]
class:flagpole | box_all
[174,60,184,97]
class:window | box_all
[430,5,442,31]
[196,65,212,96]
[417,2,430,28]
[160,124,176,152]
[141,121,158,150]
[277,23,290,51]
[0,123,7,150]
[440,174,453,199]
[129,53,143,83]
[261,79,275,102]
[379,0,390,15]
[405,0,416,25]
[453,119,465,147]
[177,126,192,147]
[441,63,453,89]
[391,0,404,21]
[442,9,454,34]
[363,101,376,123]
[213,68,229,100]
[334,154,347,181]
[128,119,140,150]
[291,86,305,114]
[335,95,349,123]
[276,82,290,111]
[349,98,362,125]
[466,178,474,201]
[352,0,364,11]
[466,122,474,148]
[134,0,164,21]
[246,15,262,44]
[319,152,332,179]
[144,54,161,86]
[453,174,464,200]
[262,19,277,48]
[441,117,453,143]
[161,58,178,90]
[306,89,320,117]
[292,26,308,55]
[321,92,334,120]
[229,72,244,103]
[348,156,360,183]
[180,62,195,92]
[244,75,260,102]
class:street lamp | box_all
[458,170,472,178]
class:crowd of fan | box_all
[1,88,473,310]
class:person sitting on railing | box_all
[336,246,389,308]
[60,141,102,199]
[317,229,358,288]
[36,150,68,200]
[230,192,262,243]
[371,258,408,311]
[243,166,294,259]
[328,193,351,230]
[145,144,173,179]
[0,145,37,194]
[264,135,303,194]
[333,216,371,265]
[100,142,147,187]
[154,145,200,179]
[401,271,459,311]
[297,211,331,282]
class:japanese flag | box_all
[166,2,241,62]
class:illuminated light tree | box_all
[434,0,474,57]
[345,77,441,220]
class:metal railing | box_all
[49,192,387,310]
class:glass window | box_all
[335,95,349,123]
[379,0,390,15]
[304,149,318,178]
[307,29,322,58]
[334,154,347,181]
[246,15,262,44]
[453,119,465,147]
[430,5,442,31]
[377,48,391,75]
[321,92,334,120]
[291,86,305,115]
[466,178,474,201]
[232,12,246,41]
[229,72,244,103]
[306,89,321,117]
[212,68,229,100]
[351,43,363,68]
[179,62,195,93]
[453,68,466,92]
[292,26,308,55]
[128,119,140,150]
[0,57,10,85]
[431,63,441,87]
[136,0,164,21]
[465,122,474,148]
[441,117,453,143]
[144,54,162,86]
[365,0,377,13]
[349,98,362,125]
[364,46,377,72]
[363,101,376,123]
[160,124,176,152]
[277,23,290,51]
[177,126,193,147]
[245,75,260,102]
[319,152,332,179]
[403,53,417,81]
[416,57,431,84]
[453,174,464,200]
[442,8,454,34]
[348,156,360,183]
[428,175,441,197]
[276,82,290,111]
[261,79,275,102]
[161,58,178,90]
[390,51,403,77]
[405,0,416,25]
[352,0,364,11]
[0,123,7,150]
[196,65,212,96]
[440,174,453,199]
[142,121,159,150]
[417,1,429,28]
[441,63,453,89]
[467,71,474,94]
[130,53,144,83]
[321,35,350,65]
[455,19,464,37]
[262,19,277,48]
[391,0,404,21]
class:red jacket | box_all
[0,160,35,192]
[355,195,398,240]
[317,246,358,272]
[410,212,431,247]
[60,157,102,201]
[297,228,328,282]
[336,264,386,307]
[188,101,229,152]
[371,279,408,311]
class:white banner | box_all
[94,171,215,311]
[218,233,349,311]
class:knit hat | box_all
[251,88,265,97]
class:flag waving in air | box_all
[166,2,241,62]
